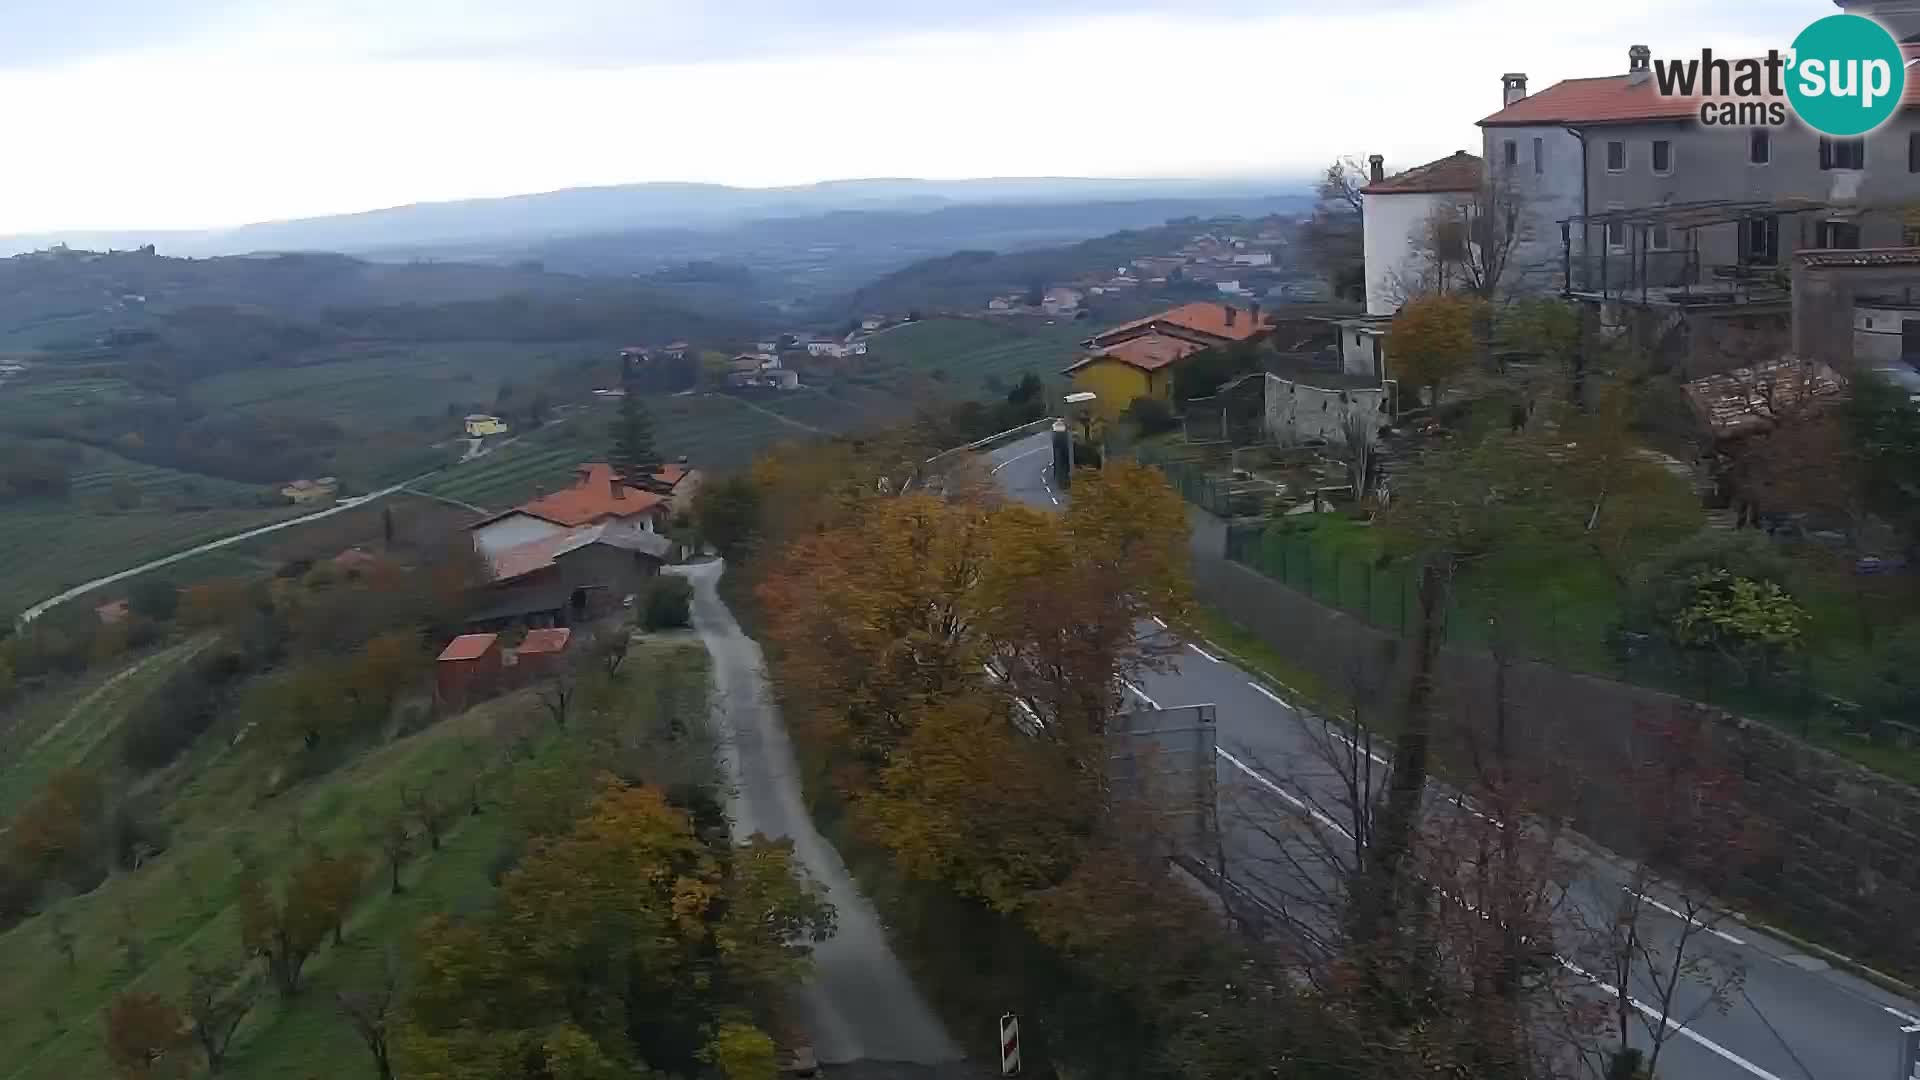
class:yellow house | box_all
[464,414,509,438]
[1064,301,1274,421]
[1063,336,1203,421]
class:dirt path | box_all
[670,559,963,1068]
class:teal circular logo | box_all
[1787,14,1906,136]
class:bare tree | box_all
[1303,156,1370,301]
[1386,178,1530,309]
[400,781,458,852]
[537,669,577,730]
[183,957,258,1074]
[376,816,411,896]
[334,951,399,1080]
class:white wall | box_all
[1363,190,1452,316]
[1855,304,1920,366]
[1338,326,1386,379]
[473,513,565,558]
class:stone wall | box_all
[1188,509,1920,976]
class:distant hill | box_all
[0,176,1309,260]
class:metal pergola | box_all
[1557,197,1832,304]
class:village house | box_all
[1360,150,1486,317]
[803,336,869,359]
[1065,301,1275,420]
[1042,287,1083,315]
[468,521,674,629]
[728,353,800,390]
[469,462,679,559]
[464,414,509,437]
[280,477,338,505]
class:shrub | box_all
[640,577,693,631]
[1123,396,1178,436]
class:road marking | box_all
[1624,887,1747,946]
[989,445,1049,474]
[1187,643,1222,663]
[1216,748,1352,839]
[1151,616,1168,629]
[1049,495,1059,505]
[1884,1006,1920,1025]
[1558,958,1786,1080]
[1121,680,1161,709]
[1329,728,1392,768]
[1248,682,1290,707]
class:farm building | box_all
[464,414,509,437]
[469,522,673,629]
[513,627,573,678]
[436,633,502,710]
[469,462,674,559]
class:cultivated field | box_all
[860,316,1086,394]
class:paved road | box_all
[986,431,1920,1080]
[672,560,964,1069]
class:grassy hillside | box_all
[856,316,1087,398]
[0,638,711,1080]
[0,504,304,615]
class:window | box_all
[1533,137,1544,174]
[1750,129,1770,165]
[1817,220,1863,249]
[1606,140,1626,171]
[1503,139,1518,168]
[1651,223,1671,250]
[1651,139,1672,174]
[1607,219,1626,250]
[1820,136,1866,170]
[1745,215,1779,265]
[1909,131,1920,173]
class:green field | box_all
[418,392,862,511]
[0,632,712,1080]
[861,317,1085,394]
[191,341,609,433]
[57,442,271,506]
[0,503,305,616]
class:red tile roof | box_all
[1361,151,1484,194]
[516,463,666,528]
[518,627,572,655]
[488,522,675,582]
[1090,302,1273,349]
[1065,333,1205,375]
[1479,74,1701,126]
[438,633,498,662]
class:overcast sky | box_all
[0,0,1818,233]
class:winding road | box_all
[986,430,1920,1080]
[671,559,966,1072]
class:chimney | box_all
[1224,305,1238,328]
[1501,72,1528,106]
[1367,154,1385,184]
[1628,45,1652,84]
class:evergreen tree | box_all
[609,395,658,482]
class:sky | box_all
[0,0,1822,234]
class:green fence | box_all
[1226,522,1418,633]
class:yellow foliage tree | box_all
[1387,292,1484,406]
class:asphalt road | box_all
[673,560,964,1070]
[985,431,1920,1080]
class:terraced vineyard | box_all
[0,504,304,615]
[59,441,271,505]
[862,316,1086,393]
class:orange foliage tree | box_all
[1387,292,1485,406]
[103,992,190,1079]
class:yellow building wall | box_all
[464,416,509,437]
[1069,361,1167,421]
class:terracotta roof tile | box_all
[438,633,498,662]
[1798,246,1920,268]
[1480,74,1701,126]
[1090,302,1274,349]
[1360,151,1484,194]
[516,463,666,527]
[1065,333,1205,375]
[518,628,572,655]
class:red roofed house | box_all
[470,462,673,560]
[469,522,674,629]
[1065,302,1274,420]
[1358,150,1487,322]
[1480,29,1920,320]
[436,633,502,710]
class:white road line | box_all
[1625,887,1747,946]
[989,445,1049,474]
[1330,728,1392,768]
[1248,682,1290,707]
[1557,958,1785,1080]
[1884,1006,1920,1025]
[1121,680,1161,709]
[1049,495,1059,505]
[1187,643,1222,663]
[1216,748,1352,840]
[1151,616,1168,629]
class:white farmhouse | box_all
[1360,151,1485,317]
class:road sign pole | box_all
[999,1012,1021,1077]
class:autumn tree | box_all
[238,856,347,997]
[6,767,107,890]
[398,781,831,1079]
[1388,292,1484,408]
[183,957,258,1074]
[103,992,190,1079]
[694,474,763,559]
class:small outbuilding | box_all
[436,633,502,710]
[514,627,573,678]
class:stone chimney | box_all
[1501,72,1528,106]
[1224,305,1238,328]
[1367,154,1385,184]
[1628,45,1652,84]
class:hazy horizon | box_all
[0,0,1820,234]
